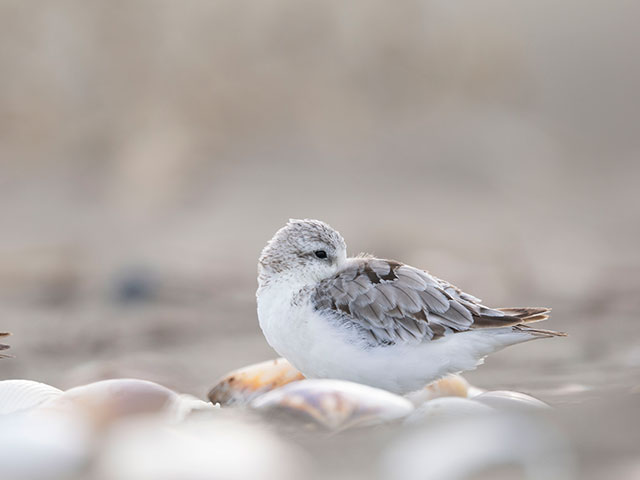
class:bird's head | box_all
[258,219,347,289]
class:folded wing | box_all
[312,258,550,346]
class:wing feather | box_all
[312,259,548,346]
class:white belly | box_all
[257,284,529,394]
[257,284,352,379]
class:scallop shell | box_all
[250,379,414,431]
[473,390,551,411]
[0,380,63,415]
[208,358,305,406]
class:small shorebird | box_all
[256,219,564,394]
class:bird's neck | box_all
[257,270,320,297]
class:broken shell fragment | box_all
[250,379,414,431]
[405,374,471,405]
[171,393,219,421]
[473,390,551,411]
[0,380,63,415]
[208,358,305,406]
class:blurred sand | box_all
[1,1,639,478]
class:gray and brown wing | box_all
[312,259,550,346]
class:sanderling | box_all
[256,219,565,394]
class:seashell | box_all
[473,390,551,411]
[208,358,305,406]
[405,374,471,405]
[96,416,307,480]
[383,414,576,480]
[38,378,181,429]
[250,379,414,431]
[0,380,63,415]
[404,397,495,424]
[0,411,91,480]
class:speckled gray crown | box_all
[259,219,346,274]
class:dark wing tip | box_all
[497,307,551,318]
[472,307,553,329]
[497,307,552,324]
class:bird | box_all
[256,219,565,394]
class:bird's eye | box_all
[314,250,328,259]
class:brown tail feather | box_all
[472,307,565,337]
[472,307,551,329]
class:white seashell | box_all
[404,397,495,424]
[0,380,63,415]
[96,416,307,480]
[38,378,180,429]
[251,379,414,431]
[405,374,471,405]
[208,358,305,406]
[0,411,91,480]
[473,390,550,411]
[383,414,576,480]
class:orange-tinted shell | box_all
[208,358,305,406]
[405,374,471,406]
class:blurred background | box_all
[1,1,639,477]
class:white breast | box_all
[257,282,313,365]
[257,282,363,380]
